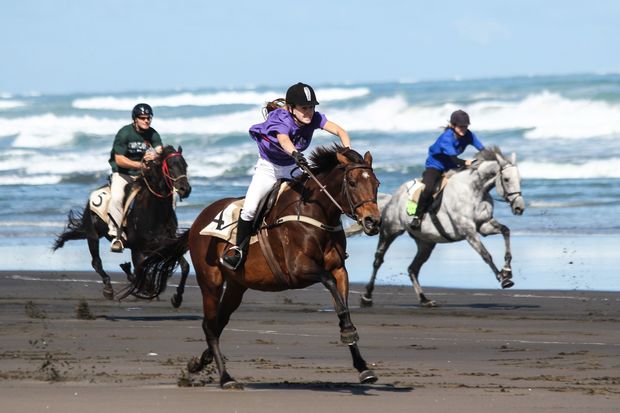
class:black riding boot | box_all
[221,217,253,271]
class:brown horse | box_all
[131,145,381,388]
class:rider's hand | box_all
[143,148,157,162]
[292,151,309,169]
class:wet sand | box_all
[1,270,619,412]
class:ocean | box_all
[1,74,618,291]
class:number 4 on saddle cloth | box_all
[199,179,291,245]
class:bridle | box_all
[300,160,377,222]
[341,163,378,221]
[143,151,186,199]
[497,163,522,208]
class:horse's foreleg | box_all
[409,239,437,307]
[465,233,513,288]
[87,238,114,300]
[200,278,243,389]
[362,230,401,307]
[171,255,190,308]
[324,268,378,384]
[478,220,514,288]
[322,269,357,343]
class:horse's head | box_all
[142,146,191,199]
[161,146,192,199]
[334,148,382,235]
[494,151,525,216]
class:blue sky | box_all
[1,0,618,95]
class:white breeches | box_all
[108,172,136,236]
[240,157,301,221]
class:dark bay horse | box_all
[356,146,525,307]
[52,145,192,303]
[131,145,381,388]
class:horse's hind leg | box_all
[479,220,514,288]
[409,239,437,307]
[171,256,190,308]
[87,238,114,300]
[323,269,378,384]
[361,229,402,307]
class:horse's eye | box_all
[348,180,356,187]
[504,178,509,182]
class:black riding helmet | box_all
[450,109,470,126]
[132,103,153,120]
[285,82,319,107]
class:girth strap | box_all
[271,215,343,232]
[429,212,456,242]
[257,227,290,286]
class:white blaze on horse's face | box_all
[362,171,370,179]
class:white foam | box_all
[519,159,620,179]
[0,100,25,110]
[4,91,620,147]
[72,87,370,110]
[1,174,62,185]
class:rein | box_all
[300,161,376,222]
[143,151,185,199]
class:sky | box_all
[0,0,618,95]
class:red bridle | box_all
[144,152,186,198]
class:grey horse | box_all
[355,146,525,307]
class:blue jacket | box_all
[425,128,485,171]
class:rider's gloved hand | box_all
[292,151,309,169]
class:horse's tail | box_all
[51,209,88,251]
[121,229,191,300]
[344,192,393,237]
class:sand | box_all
[1,270,619,412]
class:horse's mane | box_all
[474,146,503,162]
[469,146,507,172]
[308,144,364,175]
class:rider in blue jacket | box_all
[410,110,485,229]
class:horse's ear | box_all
[495,152,507,167]
[364,151,373,167]
[336,151,351,165]
[511,152,516,164]
[177,145,183,154]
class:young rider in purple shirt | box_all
[410,110,485,230]
[221,82,351,270]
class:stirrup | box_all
[409,216,421,230]
[220,246,244,271]
[110,238,124,253]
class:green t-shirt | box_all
[108,124,163,176]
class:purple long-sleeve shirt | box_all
[249,108,327,166]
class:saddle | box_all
[405,173,451,216]
[88,184,140,228]
[199,180,291,242]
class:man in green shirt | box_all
[107,103,163,252]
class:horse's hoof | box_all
[359,369,378,384]
[341,329,359,345]
[187,356,203,374]
[171,294,182,308]
[501,278,515,289]
[102,287,114,300]
[421,300,438,308]
[222,380,244,390]
[360,295,373,308]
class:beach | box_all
[1,270,619,412]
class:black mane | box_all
[308,144,364,175]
